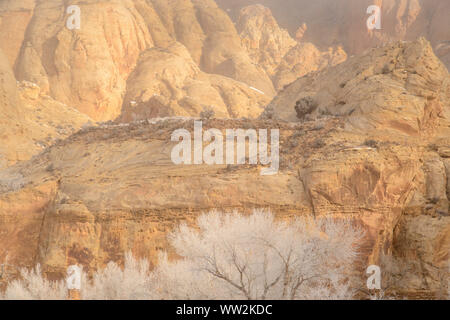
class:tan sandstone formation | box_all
[118,42,270,121]
[0,47,33,168]
[236,4,347,90]
[237,4,297,77]
[0,0,35,67]
[0,39,448,298]
[3,0,275,122]
[14,0,152,121]
[3,0,448,123]
[0,48,91,169]
[267,38,449,132]
[216,0,450,70]
[265,37,450,297]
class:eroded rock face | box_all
[14,0,152,121]
[272,43,347,91]
[2,0,448,123]
[0,40,448,297]
[0,48,90,169]
[3,0,276,121]
[237,5,347,90]
[265,37,450,297]
[0,48,29,168]
[118,42,270,121]
[268,38,449,134]
[0,0,448,299]
[237,4,297,77]
[216,0,450,70]
[0,0,35,67]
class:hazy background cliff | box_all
[217,0,450,66]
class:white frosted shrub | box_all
[1,210,364,300]
[80,252,154,300]
[154,209,364,300]
[0,264,66,300]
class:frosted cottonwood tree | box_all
[0,264,67,300]
[80,252,155,300]
[154,209,364,300]
[1,211,364,300]
[0,254,154,300]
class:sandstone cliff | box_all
[2,0,275,122]
[0,0,35,67]
[264,38,450,296]
[216,0,450,70]
[0,48,91,169]
[118,42,270,121]
[0,39,448,298]
[2,0,448,124]
[0,0,350,167]
[236,4,347,91]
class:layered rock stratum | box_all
[1,0,279,122]
[217,0,450,70]
[0,0,351,124]
[236,4,347,91]
[0,47,91,169]
[0,0,35,67]
[1,0,449,125]
[0,34,448,298]
[118,42,269,121]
